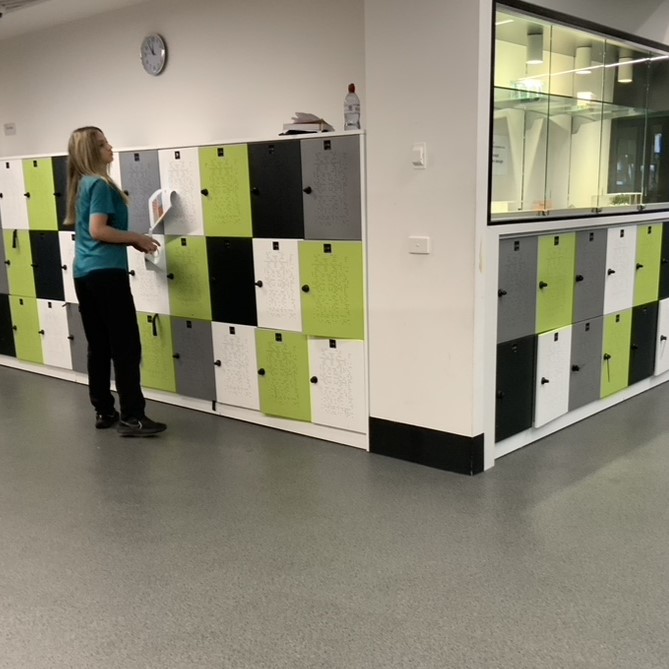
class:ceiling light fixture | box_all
[527,30,544,65]
[575,46,592,75]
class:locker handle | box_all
[571,365,580,372]
[61,264,67,270]
[607,268,616,276]
[172,353,180,359]
[251,187,259,195]
[302,284,310,293]
[123,190,129,196]
[200,188,209,196]
[152,314,159,337]
[38,329,45,335]
[254,280,263,288]
[497,289,507,297]
[631,344,639,350]
[167,273,175,280]
[303,186,313,195]
[310,376,318,384]
[540,377,550,385]
[258,368,266,376]
[636,263,644,270]
[3,260,9,266]
[67,335,74,341]
[12,229,18,248]
[575,274,584,282]
[12,325,17,331]
[23,192,30,198]
[214,360,222,367]
[128,270,135,276]
[31,263,38,268]
[54,192,62,198]
[603,353,611,360]
[496,391,504,399]
[0,192,3,198]
[538,281,548,289]
[661,335,668,342]
[662,258,668,265]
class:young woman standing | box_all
[66,126,166,437]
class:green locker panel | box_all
[4,230,36,298]
[200,145,253,237]
[137,312,176,393]
[536,232,576,334]
[299,241,364,340]
[23,158,58,231]
[165,236,212,321]
[634,223,661,306]
[601,310,632,398]
[9,295,43,364]
[256,329,311,422]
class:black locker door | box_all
[206,237,257,326]
[30,231,64,301]
[496,334,536,442]
[248,141,304,239]
[659,222,669,299]
[53,156,68,229]
[0,293,16,357]
[629,302,659,384]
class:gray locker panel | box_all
[119,150,161,234]
[171,317,216,401]
[65,303,88,374]
[497,236,538,343]
[569,316,604,412]
[0,230,8,294]
[573,229,607,323]
[301,135,362,240]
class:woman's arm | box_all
[90,214,160,254]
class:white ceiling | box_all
[0,0,150,41]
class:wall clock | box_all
[140,33,167,76]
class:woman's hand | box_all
[131,233,161,254]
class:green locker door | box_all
[200,145,253,237]
[299,241,364,340]
[256,329,311,422]
[165,236,212,321]
[634,223,661,306]
[4,230,36,298]
[601,310,632,398]
[137,312,176,393]
[536,232,576,334]
[9,295,43,364]
[23,158,58,231]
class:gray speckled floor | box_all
[1,366,668,668]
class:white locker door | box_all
[654,298,669,376]
[211,322,260,411]
[158,148,204,236]
[308,337,367,433]
[534,325,572,428]
[603,226,637,315]
[37,299,72,369]
[252,238,302,332]
[0,159,29,230]
[58,231,77,304]
[127,234,170,314]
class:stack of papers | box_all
[282,112,334,134]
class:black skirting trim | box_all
[369,417,484,476]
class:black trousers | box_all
[74,269,145,420]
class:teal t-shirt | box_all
[73,176,129,278]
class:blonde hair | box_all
[64,126,127,226]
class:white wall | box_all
[0,0,365,156]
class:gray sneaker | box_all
[117,416,167,437]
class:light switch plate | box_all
[411,142,426,168]
[408,235,431,254]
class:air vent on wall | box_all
[0,0,49,16]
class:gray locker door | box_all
[119,150,161,234]
[573,229,606,323]
[0,230,8,294]
[65,303,88,374]
[569,317,604,411]
[497,236,538,343]
[301,135,361,241]
[171,317,216,401]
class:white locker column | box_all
[127,234,170,314]
[655,298,669,376]
[37,299,72,369]
[158,148,204,236]
[58,231,77,304]
[534,325,572,428]
[0,160,29,230]
[604,226,637,315]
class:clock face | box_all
[141,33,167,76]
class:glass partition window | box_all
[492,4,669,220]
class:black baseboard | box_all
[369,417,484,475]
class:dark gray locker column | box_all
[497,236,538,343]
[569,317,604,411]
[171,317,216,401]
[0,232,8,294]
[30,231,64,301]
[629,302,659,384]
[119,150,161,234]
[249,141,304,239]
[573,229,607,322]
[659,222,669,299]
[0,293,16,357]
[301,135,361,240]
[65,303,87,373]
[495,334,536,442]
[53,156,68,229]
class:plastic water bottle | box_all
[344,83,361,131]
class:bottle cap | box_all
[348,83,355,93]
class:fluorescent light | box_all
[495,19,514,26]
